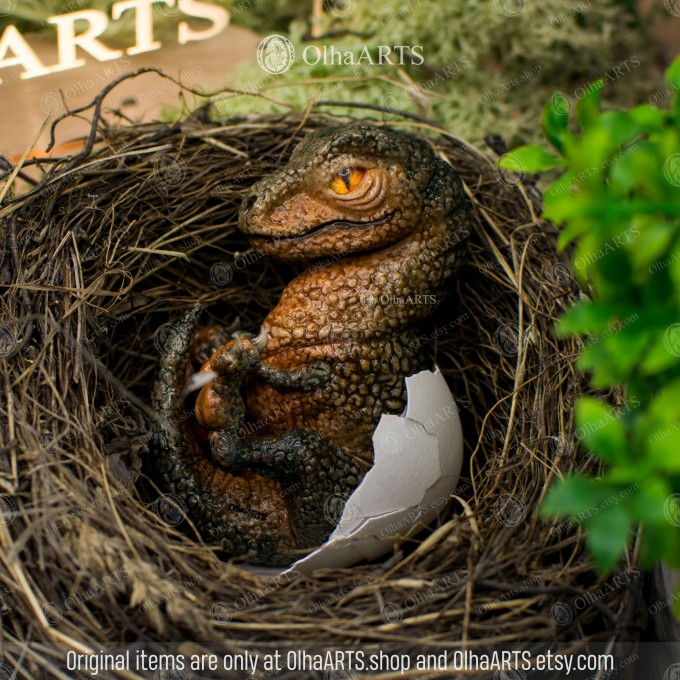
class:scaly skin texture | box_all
[151,124,472,565]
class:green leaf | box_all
[638,383,680,472]
[666,55,680,88]
[573,113,640,175]
[672,91,680,126]
[541,475,613,518]
[640,332,680,375]
[640,521,680,570]
[629,478,673,525]
[497,146,563,173]
[557,301,612,335]
[576,78,603,128]
[585,502,631,571]
[598,110,640,147]
[666,57,680,122]
[586,321,650,381]
[625,217,675,271]
[546,197,595,234]
[650,380,680,420]
[555,218,586,249]
[608,142,662,199]
[628,104,667,133]
[647,429,680,472]
[543,172,574,210]
[575,397,629,465]
[576,343,613,386]
[543,93,571,151]
[669,242,680,301]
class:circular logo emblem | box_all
[0,0,17,18]
[495,153,527,187]
[39,434,61,456]
[493,493,527,527]
[550,601,574,625]
[380,602,403,624]
[664,663,680,680]
[663,323,680,357]
[664,0,680,17]
[257,35,296,75]
[153,323,184,354]
[210,262,233,286]
[380,92,403,116]
[550,434,571,457]
[153,154,186,187]
[211,93,233,117]
[0,324,17,357]
[548,261,574,286]
[0,662,16,680]
[211,602,233,622]
[40,91,62,115]
[380,432,403,456]
[359,292,377,309]
[663,153,680,187]
[152,494,186,526]
[664,494,680,527]
[493,0,527,16]
[209,432,233,458]
[0,495,17,526]
[323,492,357,528]
[324,0,356,17]
[549,92,573,116]
[42,601,64,625]
[493,323,520,357]
[156,1,183,17]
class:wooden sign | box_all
[0,0,229,84]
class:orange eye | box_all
[330,167,365,194]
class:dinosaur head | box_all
[238,124,438,261]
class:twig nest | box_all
[0,73,643,675]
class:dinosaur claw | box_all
[253,326,269,353]
[182,370,217,399]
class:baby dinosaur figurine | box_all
[152,124,472,565]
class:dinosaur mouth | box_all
[255,210,397,244]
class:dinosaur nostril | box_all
[243,194,257,214]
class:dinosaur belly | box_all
[245,336,427,462]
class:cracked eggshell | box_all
[261,367,463,577]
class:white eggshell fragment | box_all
[278,366,464,576]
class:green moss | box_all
[226,0,308,34]
[217,0,661,146]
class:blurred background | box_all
[0,0,678,158]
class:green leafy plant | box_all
[499,57,680,605]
